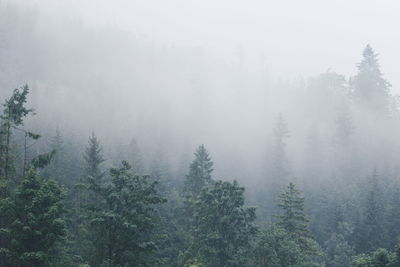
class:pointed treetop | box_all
[184,144,214,197]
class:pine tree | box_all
[183,144,214,198]
[324,223,355,267]
[387,185,400,249]
[254,224,323,267]
[0,85,33,187]
[185,180,257,267]
[257,182,323,266]
[353,171,385,253]
[85,161,166,266]
[351,45,391,115]
[277,182,310,240]
[83,133,105,183]
[0,169,66,266]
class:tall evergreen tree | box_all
[184,180,257,267]
[85,161,165,266]
[0,85,33,186]
[0,169,66,266]
[183,144,214,198]
[277,182,310,240]
[256,182,323,266]
[387,184,400,249]
[351,45,391,115]
[83,132,105,184]
[353,171,385,253]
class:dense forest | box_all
[2,2,400,267]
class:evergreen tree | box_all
[324,223,355,267]
[276,182,322,260]
[254,224,322,267]
[351,45,391,115]
[184,180,257,267]
[83,132,105,184]
[277,182,310,240]
[0,169,66,266]
[85,161,165,266]
[183,144,214,198]
[387,185,400,249]
[353,171,385,253]
[0,85,33,187]
[352,248,395,267]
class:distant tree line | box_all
[1,45,400,267]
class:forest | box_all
[2,1,400,267]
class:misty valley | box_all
[2,1,400,267]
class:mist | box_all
[1,1,400,266]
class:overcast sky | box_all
[12,0,400,93]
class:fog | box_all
[1,0,400,188]
[3,1,400,265]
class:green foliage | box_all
[352,247,400,267]
[185,180,257,267]
[83,132,105,180]
[84,161,166,266]
[351,45,391,115]
[254,224,322,267]
[0,169,66,266]
[277,182,310,242]
[31,149,56,169]
[254,182,323,267]
[324,231,355,267]
[184,144,214,198]
[353,171,385,253]
[0,84,33,182]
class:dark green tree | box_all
[352,248,397,267]
[277,182,310,240]
[387,185,400,249]
[183,144,214,198]
[254,224,322,267]
[0,85,33,187]
[0,169,66,266]
[185,180,257,267]
[85,161,165,266]
[276,182,322,261]
[324,223,355,267]
[83,133,105,185]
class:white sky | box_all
[11,0,400,93]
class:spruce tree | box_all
[277,182,310,240]
[83,132,105,183]
[351,45,391,115]
[85,161,165,266]
[183,144,214,198]
[0,85,33,186]
[387,185,400,249]
[185,180,257,267]
[257,182,323,266]
[0,169,66,266]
